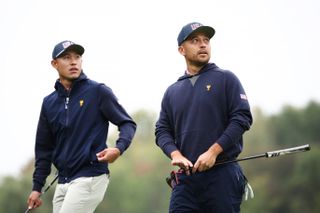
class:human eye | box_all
[60,54,69,60]
[191,38,199,44]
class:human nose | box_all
[70,56,78,64]
[199,39,208,48]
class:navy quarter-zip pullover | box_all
[32,72,136,192]
[155,63,252,163]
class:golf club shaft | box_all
[215,144,310,166]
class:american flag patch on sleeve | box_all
[240,94,248,100]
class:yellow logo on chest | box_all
[79,99,84,107]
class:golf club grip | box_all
[266,144,310,158]
[24,174,59,213]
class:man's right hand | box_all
[27,191,42,210]
[170,150,193,175]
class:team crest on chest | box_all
[206,84,212,91]
[79,99,84,107]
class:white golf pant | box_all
[52,174,109,213]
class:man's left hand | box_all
[192,143,223,173]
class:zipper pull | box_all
[65,97,69,109]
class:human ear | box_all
[178,46,186,56]
[51,60,58,68]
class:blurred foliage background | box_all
[1,101,319,212]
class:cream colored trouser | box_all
[52,174,109,213]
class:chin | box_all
[194,60,209,67]
[67,73,81,80]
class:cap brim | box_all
[64,44,85,56]
[56,44,85,58]
[189,26,215,40]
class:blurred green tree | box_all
[1,102,319,213]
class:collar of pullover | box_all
[177,63,218,81]
[54,71,88,96]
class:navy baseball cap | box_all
[52,40,85,59]
[177,22,215,46]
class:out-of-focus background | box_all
[1,0,319,212]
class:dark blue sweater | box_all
[155,63,252,163]
[32,72,136,192]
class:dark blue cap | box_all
[177,22,215,46]
[52,40,85,59]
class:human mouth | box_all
[69,68,78,72]
[198,51,207,55]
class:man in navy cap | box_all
[155,22,253,212]
[27,40,136,213]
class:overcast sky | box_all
[1,0,319,177]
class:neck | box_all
[186,65,203,75]
[186,61,207,75]
[59,79,72,91]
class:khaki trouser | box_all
[52,174,109,213]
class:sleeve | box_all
[32,101,54,192]
[155,90,178,158]
[216,71,253,151]
[98,84,136,154]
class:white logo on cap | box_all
[62,41,74,48]
[190,23,202,30]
